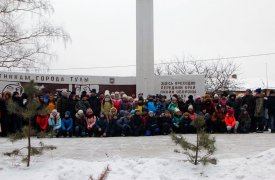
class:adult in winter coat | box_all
[95,113,108,137]
[168,97,179,113]
[0,92,12,136]
[74,110,87,137]
[242,89,255,131]
[211,104,226,133]
[226,93,241,121]
[266,90,275,133]
[47,95,56,113]
[254,88,265,132]
[203,98,215,115]
[61,111,73,137]
[10,92,23,133]
[101,91,113,120]
[86,108,97,137]
[194,96,203,114]
[75,93,91,114]
[57,90,69,118]
[184,95,195,112]
[88,89,101,117]
[145,111,159,136]
[67,92,77,119]
[238,105,251,133]
[48,109,62,136]
[225,108,239,133]
[145,95,157,113]
[130,109,144,136]
[120,94,132,113]
[156,95,167,115]
[113,92,121,113]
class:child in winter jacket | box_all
[95,113,108,137]
[61,111,73,137]
[86,108,97,137]
[107,113,119,137]
[145,111,159,136]
[74,110,87,137]
[225,108,239,133]
[181,112,192,133]
[130,109,144,136]
[172,108,183,133]
[48,109,61,136]
[116,111,132,136]
[157,110,172,135]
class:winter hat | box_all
[237,94,244,99]
[130,109,136,115]
[90,89,96,94]
[110,107,117,113]
[174,108,180,113]
[122,94,128,99]
[111,113,118,118]
[148,111,154,114]
[227,108,234,115]
[78,110,84,115]
[86,108,93,114]
[188,105,194,110]
[214,94,219,99]
[65,111,70,116]
[171,96,177,101]
[255,88,262,94]
[124,111,130,117]
[196,95,201,100]
[184,112,189,117]
[188,95,193,100]
[246,89,252,94]
[52,109,58,114]
[62,90,68,96]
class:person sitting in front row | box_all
[61,111,73,137]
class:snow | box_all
[0,134,275,180]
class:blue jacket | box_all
[146,101,157,113]
[61,117,73,131]
[117,117,131,128]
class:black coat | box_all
[130,115,143,128]
[88,96,101,116]
[267,95,275,115]
[242,95,255,117]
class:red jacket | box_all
[225,114,236,127]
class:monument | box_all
[136,0,155,98]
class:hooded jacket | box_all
[48,112,61,130]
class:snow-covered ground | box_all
[0,134,275,180]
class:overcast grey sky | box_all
[49,0,275,89]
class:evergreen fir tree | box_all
[171,115,217,165]
[4,81,56,167]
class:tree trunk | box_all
[27,118,31,167]
[195,130,199,165]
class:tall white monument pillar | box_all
[136,0,155,98]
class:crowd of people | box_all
[0,87,275,138]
